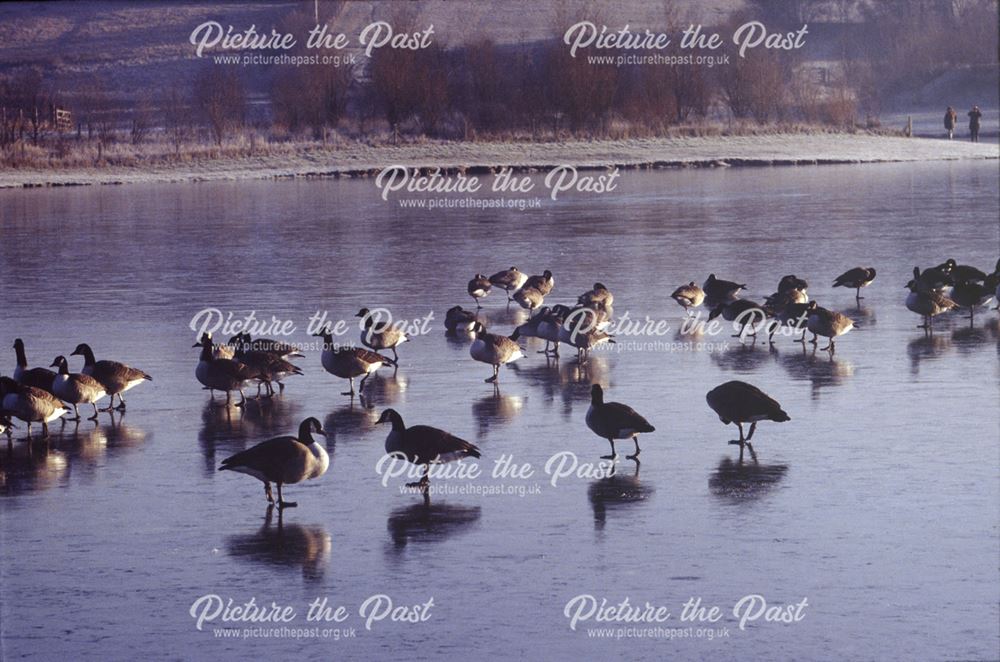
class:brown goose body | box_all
[0,376,68,436]
[71,343,151,410]
[49,355,107,420]
[706,380,789,450]
[12,338,56,393]
[586,384,654,459]
[377,408,480,488]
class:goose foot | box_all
[115,403,126,411]
[277,500,297,509]
[626,453,640,460]
[341,391,355,396]
[600,454,616,460]
[484,376,497,383]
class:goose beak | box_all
[192,342,201,347]
[314,428,327,437]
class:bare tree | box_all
[193,67,246,146]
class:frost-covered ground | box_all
[0,133,996,189]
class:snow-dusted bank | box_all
[1,133,996,189]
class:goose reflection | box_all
[709,456,788,504]
[475,306,527,329]
[324,401,379,443]
[840,304,876,329]
[238,396,302,434]
[951,325,993,354]
[226,505,331,580]
[709,342,775,373]
[361,370,409,406]
[472,388,525,435]
[386,500,481,551]
[778,346,854,399]
[588,461,653,531]
[0,439,69,495]
[199,401,256,475]
[906,334,952,375]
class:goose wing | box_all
[707,381,789,423]
[833,267,866,286]
[602,402,655,434]
[220,436,306,473]
[92,360,152,386]
[405,425,481,463]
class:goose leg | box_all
[69,404,81,421]
[392,347,399,362]
[358,374,370,393]
[116,393,126,411]
[538,341,549,354]
[278,381,285,394]
[626,436,641,460]
[471,294,480,307]
[809,333,818,345]
[277,482,297,509]
[100,395,115,411]
[235,390,246,408]
[485,365,498,383]
[89,404,100,421]
[342,377,355,396]
[728,422,746,447]
[264,481,274,504]
[41,421,49,437]
[406,464,430,489]
[601,439,617,460]
[746,422,757,441]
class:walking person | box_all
[968,105,982,142]
[944,106,957,139]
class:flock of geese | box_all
[3,258,998,508]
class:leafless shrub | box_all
[193,67,246,146]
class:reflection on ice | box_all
[709,456,789,504]
[227,505,332,581]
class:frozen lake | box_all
[1,160,998,660]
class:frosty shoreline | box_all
[1,133,996,189]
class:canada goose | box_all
[777,275,809,294]
[769,301,811,344]
[70,343,151,411]
[233,343,303,396]
[670,282,705,311]
[513,286,545,311]
[489,267,528,302]
[12,338,56,393]
[805,302,854,352]
[935,258,986,283]
[523,270,555,296]
[578,282,614,308]
[586,384,654,460]
[558,315,614,360]
[193,337,260,406]
[219,417,329,509]
[356,308,409,361]
[313,330,394,395]
[514,306,549,339]
[444,306,477,333]
[708,299,767,337]
[537,305,571,355]
[906,275,958,330]
[914,265,953,291]
[706,380,790,450]
[468,274,492,307]
[0,376,69,436]
[376,408,481,489]
[201,332,236,360]
[469,322,523,383]
[832,267,877,300]
[703,274,746,301]
[49,355,107,421]
[985,259,1000,308]
[950,279,994,324]
[231,332,303,359]
[764,288,808,315]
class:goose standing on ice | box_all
[469,322,523,383]
[489,267,528,302]
[313,330,394,396]
[219,417,329,509]
[934,258,986,283]
[514,286,545,312]
[905,276,958,331]
[708,299,767,338]
[523,270,555,296]
[670,282,705,311]
[703,274,746,301]
[70,343,151,411]
[231,332,303,359]
[832,267,877,300]
[12,338,56,392]
[444,306,478,333]
[193,337,260,406]
[768,301,811,344]
[950,279,994,324]
[777,275,809,295]
[559,312,614,360]
[233,342,303,396]
[0,376,69,436]
[49,355,107,421]
[586,384,655,460]
[467,274,492,307]
[578,282,614,308]
[914,265,953,292]
[536,304,571,355]
[376,408,481,490]
[356,308,409,361]
[706,380,790,452]
[805,302,854,352]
